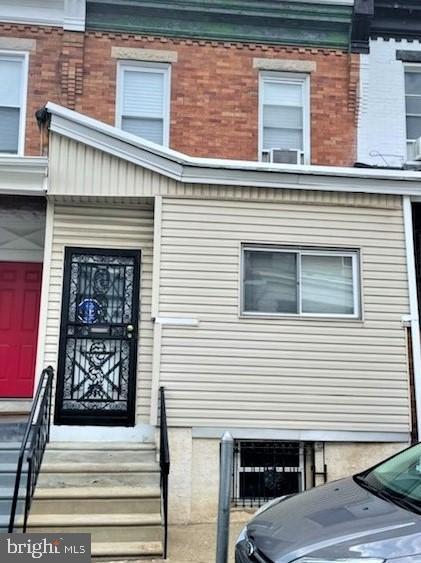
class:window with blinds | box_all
[259,73,310,164]
[405,69,421,161]
[0,54,27,155]
[117,63,170,146]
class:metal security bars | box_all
[9,366,54,532]
[232,441,304,507]
[159,386,170,559]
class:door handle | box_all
[126,324,134,338]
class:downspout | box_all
[403,196,421,438]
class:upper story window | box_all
[241,245,360,319]
[405,67,421,161]
[259,72,310,165]
[0,53,28,155]
[116,62,170,146]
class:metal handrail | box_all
[159,386,170,559]
[8,366,54,532]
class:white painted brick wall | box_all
[358,38,421,167]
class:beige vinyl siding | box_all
[158,196,411,433]
[41,201,154,423]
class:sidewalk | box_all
[109,510,252,563]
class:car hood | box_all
[246,477,421,563]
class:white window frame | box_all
[258,71,310,164]
[404,64,421,162]
[240,245,361,319]
[0,51,29,156]
[115,60,171,147]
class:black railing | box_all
[159,386,170,559]
[8,366,54,533]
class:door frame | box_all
[54,246,141,427]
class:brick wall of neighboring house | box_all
[0,24,359,165]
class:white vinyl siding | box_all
[40,202,154,423]
[116,62,170,146]
[158,197,410,434]
[259,72,310,163]
[0,52,28,155]
[242,246,360,318]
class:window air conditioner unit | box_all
[413,138,421,161]
[266,148,302,164]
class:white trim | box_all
[240,245,361,319]
[46,102,421,196]
[0,156,47,195]
[35,199,54,385]
[149,321,162,426]
[0,51,29,156]
[403,196,421,434]
[191,427,410,443]
[151,196,162,318]
[258,71,311,164]
[116,61,171,147]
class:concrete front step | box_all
[31,495,161,515]
[43,449,156,464]
[49,442,156,451]
[91,541,163,559]
[40,462,159,473]
[28,513,162,542]
[37,471,159,489]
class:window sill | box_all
[239,313,364,323]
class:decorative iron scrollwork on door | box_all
[55,249,140,426]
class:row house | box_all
[1,0,421,558]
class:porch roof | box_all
[46,101,421,197]
[0,156,47,196]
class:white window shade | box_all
[118,64,170,146]
[0,55,26,155]
[0,58,22,108]
[122,70,164,117]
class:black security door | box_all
[55,248,140,426]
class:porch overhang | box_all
[45,101,421,197]
[0,156,48,196]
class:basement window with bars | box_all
[116,61,170,146]
[0,53,28,155]
[232,441,304,507]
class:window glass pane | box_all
[122,69,164,117]
[406,96,421,115]
[301,254,355,315]
[263,127,302,150]
[407,116,421,140]
[263,81,302,106]
[243,250,298,314]
[0,58,22,107]
[405,72,421,96]
[263,105,302,129]
[121,116,163,145]
[0,107,19,153]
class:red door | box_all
[0,262,42,398]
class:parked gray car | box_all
[236,443,421,563]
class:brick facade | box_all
[0,24,359,165]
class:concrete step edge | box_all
[40,462,159,473]
[34,486,161,499]
[48,442,156,451]
[28,513,162,527]
[92,541,163,557]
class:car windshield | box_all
[355,443,421,514]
